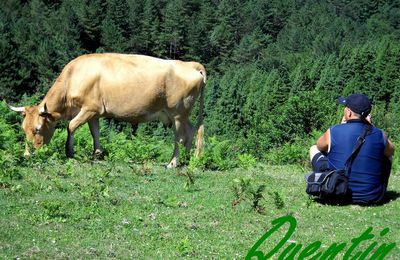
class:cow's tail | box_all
[195,66,206,158]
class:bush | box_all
[189,136,238,171]
[264,133,319,166]
[103,129,172,164]
[237,153,257,169]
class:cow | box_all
[8,53,206,168]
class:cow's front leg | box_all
[24,142,31,157]
[66,128,75,158]
[66,109,97,158]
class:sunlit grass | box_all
[1,161,399,259]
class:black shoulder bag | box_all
[305,124,373,203]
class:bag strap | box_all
[344,124,373,176]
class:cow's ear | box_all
[40,111,61,122]
[38,104,52,122]
[39,104,53,120]
[39,103,48,116]
[40,113,56,123]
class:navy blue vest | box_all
[328,120,387,203]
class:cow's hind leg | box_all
[183,120,194,153]
[66,109,97,158]
[167,124,180,168]
[167,117,193,168]
[88,118,102,157]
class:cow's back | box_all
[62,53,204,122]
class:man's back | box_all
[328,120,387,203]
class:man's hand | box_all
[366,114,372,124]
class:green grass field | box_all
[1,160,399,259]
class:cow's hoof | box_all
[92,149,104,159]
[166,162,177,169]
[66,151,74,158]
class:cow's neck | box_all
[40,78,68,121]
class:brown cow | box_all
[8,53,206,168]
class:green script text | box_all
[246,215,396,259]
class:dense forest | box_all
[1,0,400,165]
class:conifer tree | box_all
[210,0,242,65]
[100,0,130,52]
[71,0,106,52]
[160,0,187,59]
[139,0,162,56]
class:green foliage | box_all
[231,177,266,213]
[176,237,195,257]
[231,177,287,212]
[0,102,26,186]
[1,0,400,170]
[179,168,196,191]
[264,135,315,166]
[41,200,68,221]
[268,191,285,209]
[103,129,171,164]
[264,141,307,166]
[189,137,238,171]
[237,153,257,169]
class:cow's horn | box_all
[7,103,25,113]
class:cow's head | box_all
[8,103,56,156]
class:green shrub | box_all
[390,140,399,174]
[177,237,194,257]
[237,153,257,169]
[268,191,285,209]
[41,200,68,221]
[231,177,266,213]
[189,136,238,171]
[103,130,171,164]
[264,136,312,166]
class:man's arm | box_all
[316,129,330,152]
[383,133,395,158]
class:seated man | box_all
[309,93,394,205]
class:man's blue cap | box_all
[336,93,372,118]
